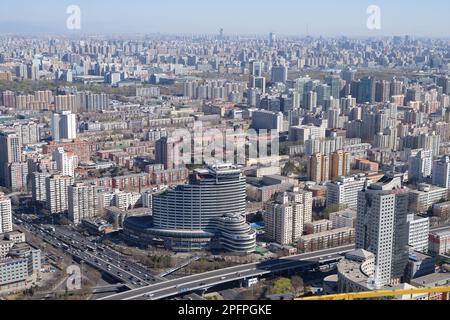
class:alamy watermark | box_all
[367,5,381,30]
[168,121,280,168]
[66,5,81,30]
[66,265,82,291]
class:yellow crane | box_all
[296,286,450,300]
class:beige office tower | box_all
[308,153,322,183]
[308,153,331,183]
[264,191,313,245]
[331,150,351,179]
[322,154,330,182]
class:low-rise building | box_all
[304,219,332,235]
[405,251,436,282]
[298,227,355,253]
[410,273,450,300]
[429,228,450,255]
[337,249,375,293]
[407,215,430,253]
[432,201,450,219]
[329,209,357,229]
[409,185,448,213]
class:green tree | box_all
[271,278,294,295]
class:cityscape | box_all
[0,0,450,307]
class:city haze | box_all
[0,0,450,37]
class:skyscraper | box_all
[149,164,256,252]
[331,150,351,179]
[269,32,276,47]
[357,76,376,104]
[375,80,391,102]
[356,175,409,286]
[52,147,77,177]
[51,111,77,142]
[432,156,450,188]
[68,183,99,225]
[325,74,342,100]
[0,131,22,187]
[0,192,12,234]
[45,174,74,214]
[271,64,288,84]
[408,150,432,184]
[264,191,313,245]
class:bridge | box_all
[98,244,354,300]
[159,256,201,278]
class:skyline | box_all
[1,0,450,37]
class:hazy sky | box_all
[0,0,449,37]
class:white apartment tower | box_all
[45,175,74,214]
[52,147,77,177]
[0,193,12,234]
[432,156,450,188]
[356,175,410,286]
[264,191,313,245]
[408,149,432,183]
[68,183,99,225]
[52,111,77,142]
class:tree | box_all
[323,203,348,218]
[271,278,294,295]
[291,276,304,296]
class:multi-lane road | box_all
[13,215,163,288]
[99,224,450,300]
[99,244,356,300]
[14,210,450,300]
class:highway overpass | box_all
[99,244,355,300]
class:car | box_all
[221,276,227,280]
[144,293,154,298]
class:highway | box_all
[13,214,163,288]
[98,244,355,300]
[98,224,450,300]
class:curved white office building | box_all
[126,164,256,253]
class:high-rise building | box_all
[68,183,99,225]
[375,80,391,102]
[31,171,51,203]
[331,150,351,179]
[51,111,77,142]
[251,110,284,133]
[432,156,450,188]
[0,193,12,234]
[148,164,256,253]
[52,147,77,177]
[407,215,430,253]
[0,131,22,187]
[250,61,264,77]
[271,65,288,84]
[356,175,409,286]
[269,32,276,47]
[305,91,317,111]
[325,74,342,100]
[357,76,376,104]
[45,174,74,214]
[408,150,432,184]
[326,175,369,209]
[155,136,186,170]
[264,191,313,245]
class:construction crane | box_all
[296,286,450,300]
